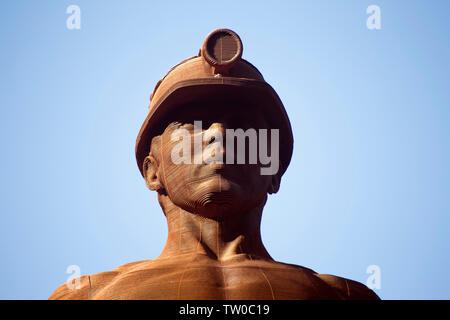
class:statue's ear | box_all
[267,174,280,194]
[143,155,164,191]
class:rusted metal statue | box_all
[50,29,379,300]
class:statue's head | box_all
[135,29,293,219]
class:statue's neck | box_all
[156,194,272,261]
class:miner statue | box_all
[50,29,379,300]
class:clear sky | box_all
[0,1,449,299]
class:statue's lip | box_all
[207,163,251,184]
[202,163,233,178]
[209,162,226,170]
[188,163,242,183]
[185,167,239,187]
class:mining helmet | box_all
[135,29,293,177]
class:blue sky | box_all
[0,1,449,299]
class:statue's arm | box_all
[316,274,380,300]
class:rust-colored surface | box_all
[49,29,379,300]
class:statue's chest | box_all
[94,263,335,299]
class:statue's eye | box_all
[181,123,195,129]
[170,121,182,127]
[169,121,192,130]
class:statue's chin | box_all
[176,174,258,218]
[193,191,242,218]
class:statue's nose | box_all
[204,123,226,146]
[203,122,227,162]
[207,122,226,136]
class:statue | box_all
[49,29,379,300]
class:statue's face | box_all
[152,101,279,218]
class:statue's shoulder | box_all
[315,273,380,300]
[48,270,118,300]
[48,260,152,300]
